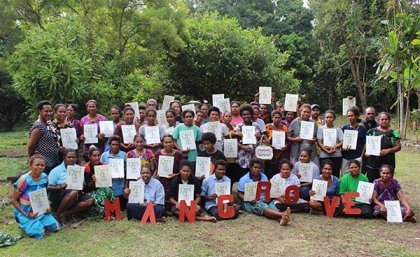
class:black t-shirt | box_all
[168,175,201,201]
[198,150,226,164]
[366,128,400,169]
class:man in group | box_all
[363,107,378,131]
[146,99,158,110]
[260,104,272,124]
[310,104,324,127]
[201,160,240,220]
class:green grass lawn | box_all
[0,126,419,256]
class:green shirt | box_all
[172,124,202,161]
[339,172,368,204]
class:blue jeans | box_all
[300,185,311,201]
[126,203,165,220]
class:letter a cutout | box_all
[141,202,156,224]
[256,182,271,202]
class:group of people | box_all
[10,95,415,239]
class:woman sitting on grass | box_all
[124,166,166,222]
[339,160,372,219]
[237,158,291,226]
[309,160,340,215]
[168,160,216,222]
[271,160,309,213]
[372,165,415,222]
[83,147,114,218]
[48,149,94,224]
[291,148,320,201]
[11,154,61,238]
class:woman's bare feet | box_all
[280,207,291,226]
[197,215,218,223]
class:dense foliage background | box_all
[0,0,418,134]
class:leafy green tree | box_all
[7,19,117,111]
[376,4,419,138]
[166,14,299,101]
[309,0,406,113]
[189,0,314,102]
[5,0,191,109]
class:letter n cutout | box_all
[179,200,196,223]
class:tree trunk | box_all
[397,69,404,136]
[348,58,368,110]
[417,88,420,110]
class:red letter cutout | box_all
[217,194,235,219]
[256,181,271,202]
[285,185,300,204]
[344,192,361,215]
[141,202,156,224]
[104,197,121,221]
[324,196,340,218]
[179,200,196,223]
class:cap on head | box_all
[311,104,320,110]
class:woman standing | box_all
[139,109,166,153]
[80,100,108,162]
[170,100,183,123]
[66,104,82,137]
[154,135,184,205]
[316,110,343,178]
[113,106,140,152]
[28,100,60,174]
[53,104,74,163]
[287,104,318,164]
[365,112,401,182]
[11,155,61,238]
[265,110,288,179]
[233,105,261,180]
[230,101,243,126]
[164,109,178,136]
[341,107,366,176]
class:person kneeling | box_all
[201,160,240,220]
[237,158,290,225]
[168,160,216,222]
[124,167,165,222]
